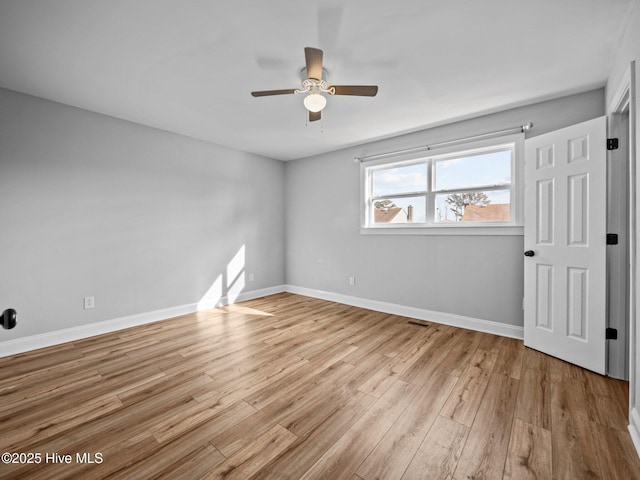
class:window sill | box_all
[360,225,524,236]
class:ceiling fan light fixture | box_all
[250,47,378,122]
[303,93,326,112]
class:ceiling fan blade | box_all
[251,89,297,97]
[309,111,321,122]
[330,85,378,97]
[304,47,323,80]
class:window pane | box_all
[372,163,427,196]
[372,196,426,224]
[434,150,511,191]
[435,190,510,223]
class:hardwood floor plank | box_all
[281,387,367,439]
[440,349,497,427]
[2,394,123,451]
[202,424,298,480]
[256,392,377,480]
[376,324,423,358]
[210,360,358,456]
[453,373,519,480]
[503,418,552,480]
[341,312,397,354]
[77,334,161,358]
[60,433,160,479]
[194,355,310,417]
[0,365,166,433]
[4,432,159,480]
[156,445,226,480]
[242,357,347,411]
[223,352,389,457]
[522,347,552,374]
[5,373,204,462]
[356,371,458,480]
[206,344,306,387]
[550,375,605,479]
[581,370,630,431]
[342,328,396,365]
[589,423,640,480]
[151,399,258,444]
[356,358,400,398]
[0,344,83,383]
[204,351,308,395]
[298,338,359,365]
[109,402,255,479]
[399,325,457,386]
[436,329,483,377]
[490,336,525,379]
[116,370,214,407]
[0,354,101,391]
[382,327,437,374]
[356,325,439,399]
[299,379,421,480]
[548,354,587,380]
[401,416,468,480]
[514,367,552,430]
[0,368,104,413]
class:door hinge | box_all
[606,327,618,340]
[607,138,619,150]
[607,233,619,245]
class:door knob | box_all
[524,250,535,257]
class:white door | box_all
[524,116,607,374]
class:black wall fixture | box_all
[1,309,16,329]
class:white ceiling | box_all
[0,0,633,161]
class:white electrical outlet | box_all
[349,276,356,286]
[84,296,95,310]
[249,273,255,282]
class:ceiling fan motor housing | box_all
[300,67,329,83]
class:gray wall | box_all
[0,88,285,339]
[285,89,604,327]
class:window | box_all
[361,134,523,233]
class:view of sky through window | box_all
[372,163,427,196]
[434,150,511,191]
[369,148,513,224]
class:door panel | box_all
[524,116,606,374]
[537,179,554,244]
[535,264,553,329]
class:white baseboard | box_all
[0,285,286,359]
[630,408,640,457]
[0,283,523,359]
[284,285,524,340]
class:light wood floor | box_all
[1,293,639,479]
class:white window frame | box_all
[360,133,524,236]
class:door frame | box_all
[607,61,639,452]
[607,76,632,380]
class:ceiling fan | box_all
[251,47,378,122]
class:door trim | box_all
[607,60,639,455]
[607,87,631,380]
